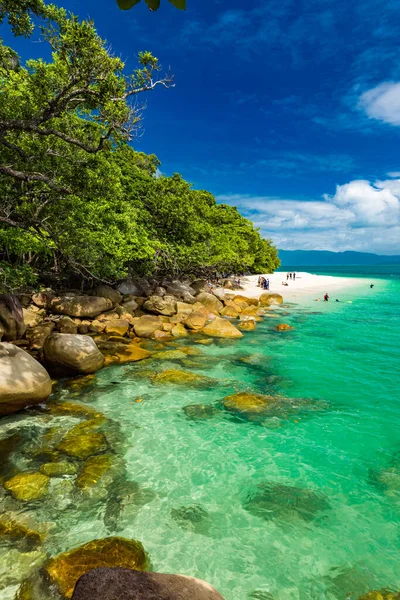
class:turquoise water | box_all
[1,268,400,599]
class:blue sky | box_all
[3,0,400,253]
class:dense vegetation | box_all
[0,1,279,291]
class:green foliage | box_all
[0,0,279,290]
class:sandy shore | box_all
[236,271,368,304]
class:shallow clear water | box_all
[1,270,400,600]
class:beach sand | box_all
[236,271,368,304]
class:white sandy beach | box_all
[237,271,368,304]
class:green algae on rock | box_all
[57,432,108,460]
[223,392,278,416]
[151,368,216,387]
[0,516,43,549]
[44,536,150,598]
[358,592,400,600]
[4,472,50,502]
[182,403,220,421]
[243,481,330,522]
[39,461,77,477]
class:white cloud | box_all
[359,82,400,126]
[217,179,400,254]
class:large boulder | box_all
[220,305,240,318]
[26,322,55,350]
[201,317,243,339]
[259,292,283,306]
[50,296,113,318]
[133,315,162,338]
[22,306,44,328]
[143,295,177,316]
[43,333,105,374]
[117,279,144,296]
[44,537,150,599]
[93,285,122,307]
[72,567,226,600]
[185,311,207,331]
[190,279,209,294]
[196,292,224,314]
[0,343,52,415]
[0,294,26,340]
[31,291,54,309]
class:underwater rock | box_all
[223,392,278,417]
[4,472,50,502]
[101,341,152,366]
[64,374,97,394]
[44,401,103,420]
[71,567,226,600]
[358,591,400,600]
[0,343,52,416]
[39,461,77,477]
[76,455,113,490]
[179,346,203,356]
[201,317,243,339]
[370,465,400,494]
[57,432,108,460]
[243,481,330,522]
[275,323,294,332]
[195,338,214,345]
[182,404,220,421]
[0,515,43,550]
[44,537,150,599]
[152,350,187,361]
[249,592,275,600]
[151,369,215,387]
[171,504,208,525]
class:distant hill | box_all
[278,250,400,266]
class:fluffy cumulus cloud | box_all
[217,178,400,254]
[359,82,400,126]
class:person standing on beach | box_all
[293,272,296,280]
[289,273,292,279]
[287,273,289,280]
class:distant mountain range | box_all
[278,250,400,266]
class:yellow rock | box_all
[152,330,173,341]
[241,305,263,317]
[179,346,203,356]
[259,292,284,306]
[76,455,113,490]
[195,338,214,345]
[64,374,96,393]
[201,317,243,339]
[45,401,103,420]
[232,295,251,309]
[44,536,150,599]
[40,461,77,477]
[4,472,50,501]
[171,323,189,338]
[223,392,278,416]
[66,417,106,437]
[152,369,214,387]
[152,350,187,360]
[359,592,400,600]
[104,319,130,337]
[185,311,207,330]
[275,323,294,331]
[102,341,151,366]
[220,305,240,318]
[57,432,108,460]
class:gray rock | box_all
[117,279,144,296]
[93,285,122,307]
[43,333,105,374]
[50,295,113,318]
[0,294,26,341]
[0,342,52,415]
[71,568,226,600]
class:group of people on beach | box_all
[286,272,296,280]
[257,276,270,290]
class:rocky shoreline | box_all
[0,277,285,416]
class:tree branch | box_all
[0,164,71,193]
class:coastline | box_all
[237,271,374,304]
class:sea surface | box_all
[1,266,400,600]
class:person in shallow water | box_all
[370,284,374,288]
[336,299,340,302]
[324,293,329,301]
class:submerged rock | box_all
[223,392,278,417]
[71,567,226,600]
[0,343,52,416]
[4,472,50,502]
[101,340,151,366]
[76,455,113,490]
[40,461,77,477]
[45,537,150,599]
[171,504,208,524]
[152,350,187,361]
[151,369,215,387]
[0,515,43,550]
[275,323,294,332]
[243,481,330,522]
[182,404,220,421]
[259,293,283,306]
[238,321,256,331]
[358,591,400,600]
[370,464,400,494]
[57,432,108,460]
